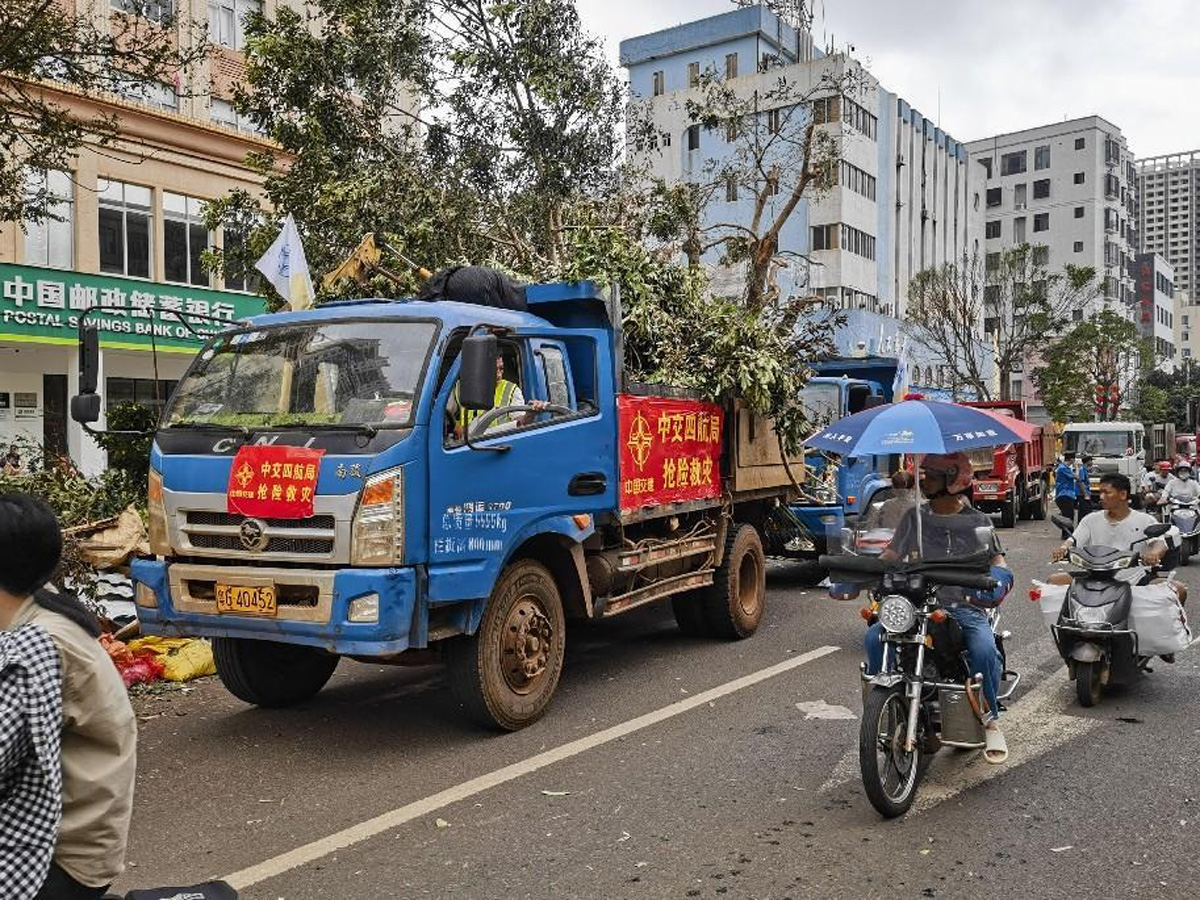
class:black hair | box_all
[1099,473,1132,497]
[0,493,101,637]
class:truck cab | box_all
[1061,421,1145,482]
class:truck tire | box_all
[446,559,566,731]
[999,493,1017,529]
[1031,481,1048,520]
[213,637,339,708]
[698,523,766,639]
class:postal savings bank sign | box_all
[0,262,265,351]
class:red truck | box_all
[962,400,1055,528]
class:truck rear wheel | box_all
[999,492,1017,529]
[698,523,766,639]
[1031,481,1048,520]
[213,637,339,708]
[446,559,566,731]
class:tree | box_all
[1,0,208,224]
[905,244,1097,400]
[1031,309,1145,423]
[1131,363,1200,429]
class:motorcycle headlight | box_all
[147,469,170,556]
[877,595,917,634]
[1068,551,1086,568]
[351,467,404,566]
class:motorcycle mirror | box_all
[1144,522,1170,538]
[1050,514,1074,533]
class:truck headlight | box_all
[351,467,404,565]
[147,469,170,556]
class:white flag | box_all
[254,214,315,311]
[892,340,909,399]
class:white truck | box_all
[1061,421,1145,485]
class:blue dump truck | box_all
[788,357,900,557]
[70,279,802,730]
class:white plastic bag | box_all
[1031,580,1067,629]
[1128,582,1193,656]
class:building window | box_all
[1104,173,1120,199]
[1032,245,1049,266]
[686,124,700,151]
[838,161,876,200]
[724,53,738,80]
[111,0,174,24]
[986,187,1001,207]
[651,70,664,96]
[985,220,1001,239]
[687,62,700,88]
[1000,151,1027,176]
[1074,206,1085,218]
[811,96,840,125]
[1014,183,1027,209]
[986,252,1001,271]
[210,98,262,134]
[841,97,877,140]
[767,107,782,134]
[163,192,211,286]
[116,79,178,112]
[221,226,259,292]
[1013,217,1026,242]
[208,0,260,50]
[839,223,876,260]
[1074,241,1084,253]
[810,224,836,251]
[22,170,73,270]
[979,158,993,179]
[106,377,178,415]
[1033,178,1050,200]
[724,176,738,203]
[1034,145,1051,170]
[1075,137,1086,150]
[1074,172,1085,185]
[97,178,152,278]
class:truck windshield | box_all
[1063,430,1133,456]
[798,382,841,428]
[164,320,437,429]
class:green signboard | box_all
[0,262,267,353]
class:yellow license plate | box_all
[215,584,277,617]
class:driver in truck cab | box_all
[446,347,547,440]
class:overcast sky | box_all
[576,0,1199,159]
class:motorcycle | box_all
[1162,498,1200,566]
[1048,514,1172,707]
[821,545,1018,818]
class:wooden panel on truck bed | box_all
[728,400,804,497]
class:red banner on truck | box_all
[227,445,325,519]
[617,394,724,512]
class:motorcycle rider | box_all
[847,453,1014,762]
[1158,461,1200,506]
[1142,460,1173,510]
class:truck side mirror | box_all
[71,393,101,424]
[458,333,498,410]
[79,324,99,394]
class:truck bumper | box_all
[131,558,422,656]
[788,505,845,554]
[972,497,1004,513]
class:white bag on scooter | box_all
[1031,580,1067,629]
[1128,582,1193,656]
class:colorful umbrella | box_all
[806,399,1034,457]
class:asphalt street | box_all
[116,516,1200,900]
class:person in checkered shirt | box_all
[0,494,137,900]
[0,623,64,899]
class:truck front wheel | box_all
[213,637,339,708]
[699,523,766,639]
[447,559,566,731]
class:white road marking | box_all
[796,700,857,720]
[819,746,860,794]
[222,645,841,890]
[912,672,1100,813]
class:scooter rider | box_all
[1159,461,1200,505]
[852,453,1015,759]
[1142,461,1173,509]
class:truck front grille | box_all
[180,510,338,560]
[188,534,336,555]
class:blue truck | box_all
[788,357,901,557]
[70,279,801,730]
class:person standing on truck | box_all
[447,349,548,440]
[1054,452,1080,537]
[0,494,137,900]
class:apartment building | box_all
[0,0,311,474]
[1138,150,1200,298]
[1132,252,1176,372]
[619,5,984,370]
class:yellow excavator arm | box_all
[321,233,431,290]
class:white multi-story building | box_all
[619,5,984,372]
[1175,290,1199,365]
[967,117,1138,321]
[1137,150,1200,298]
[1133,253,1176,371]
